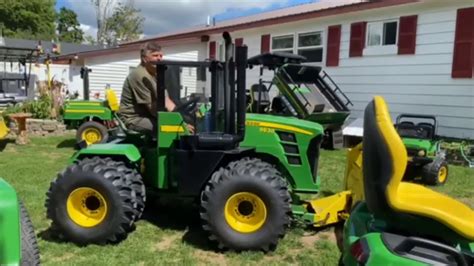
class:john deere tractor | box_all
[0,178,40,265]
[45,33,355,251]
[395,114,448,185]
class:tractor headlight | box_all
[418,150,426,157]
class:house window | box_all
[367,20,398,46]
[272,35,294,53]
[271,31,324,62]
[297,31,323,62]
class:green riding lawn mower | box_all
[45,33,356,251]
[340,96,474,265]
[396,114,448,186]
[0,178,40,265]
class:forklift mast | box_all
[156,32,248,147]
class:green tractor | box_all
[62,77,117,146]
[340,96,473,265]
[0,178,40,265]
[45,33,352,251]
[395,114,448,185]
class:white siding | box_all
[84,44,203,100]
[206,1,474,139]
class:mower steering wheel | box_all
[174,97,199,114]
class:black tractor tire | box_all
[200,157,292,252]
[76,121,109,146]
[421,159,448,186]
[80,157,146,221]
[45,157,139,245]
[19,201,40,266]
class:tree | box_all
[0,0,56,40]
[57,7,84,43]
[104,2,144,46]
[91,0,116,46]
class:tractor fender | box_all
[71,143,141,164]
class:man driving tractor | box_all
[118,41,193,134]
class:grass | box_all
[0,135,473,265]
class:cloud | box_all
[66,0,291,37]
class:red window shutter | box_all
[398,15,418,55]
[326,25,342,66]
[452,7,474,78]
[349,22,366,57]
[261,34,270,53]
[209,41,216,60]
[235,38,244,47]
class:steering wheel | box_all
[174,97,200,125]
[174,97,199,114]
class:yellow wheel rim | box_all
[438,166,448,183]
[224,192,267,233]
[82,128,102,145]
[67,187,108,227]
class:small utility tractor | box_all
[395,114,448,185]
[61,80,116,146]
[340,96,474,265]
[0,178,40,265]
[45,33,354,252]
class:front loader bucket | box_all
[0,118,9,139]
[306,111,350,130]
[307,190,352,227]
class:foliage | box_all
[91,0,117,46]
[104,2,144,46]
[57,7,84,44]
[90,0,144,47]
[0,0,56,41]
[23,95,53,119]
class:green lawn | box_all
[0,135,472,265]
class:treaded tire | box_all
[19,201,40,266]
[45,157,138,245]
[200,157,292,252]
[421,159,448,186]
[76,121,109,145]
[80,157,146,221]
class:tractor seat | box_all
[362,96,474,240]
[105,88,120,112]
[250,84,270,112]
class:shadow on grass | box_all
[38,226,69,244]
[142,197,217,251]
[0,139,15,152]
[56,139,77,149]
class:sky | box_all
[55,0,317,39]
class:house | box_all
[55,0,474,139]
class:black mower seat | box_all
[363,96,474,240]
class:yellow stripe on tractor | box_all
[160,125,184,133]
[68,102,102,106]
[246,120,313,136]
[65,110,106,114]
